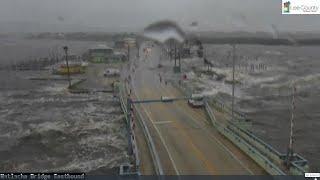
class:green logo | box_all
[283,1,290,13]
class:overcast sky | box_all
[0,0,319,32]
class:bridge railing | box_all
[151,80,308,175]
[133,103,164,175]
[208,97,284,163]
[204,101,286,175]
[171,80,252,130]
[210,97,252,131]
[205,100,309,175]
[118,83,140,174]
[206,95,309,175]
[118,82,164,175]
[211,97,246,120]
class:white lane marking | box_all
[181,106,254,174]
[130,60,180,175]
[159,84,255,175]
[133,45,252,174]
[136,93,180,175]
[153,121,173,125]
[200,111,254,175]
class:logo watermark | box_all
[282,0,320,14]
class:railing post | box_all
[127,98,133,155]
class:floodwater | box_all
[184,44,320,171]
[0,37,129,173]
[1,36,318,172]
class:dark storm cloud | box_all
[0,0,319,32]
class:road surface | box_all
[130,43,266,175]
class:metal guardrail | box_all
[209,98,253,132]
[211,97,247,120]
[174,80,247,120]
[118,84,140,173]
[119,79,309,175]
[171,80,252,130]
[205,101,309,175]
[172,79,309,175]
[204,101,285,175]
[133,104,164,175]
[118,83,164,175]
[208,98,309,175]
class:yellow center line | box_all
[153,121,173,125]
[141,103,180,175]
[159,82,255,175]
[134,86,180,175]
[164,85,208,121]
[132,48,253,174]
[159,83,208,123]
[147,88,217,174]
[171,121,217,174]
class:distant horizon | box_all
[1,20,320,35]
[1,21,320,35]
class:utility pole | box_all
[127,43,130,62]
[174,42,177,67]
[136,43,140,58]
[63,46,71,88]
[178,49,181,70]
[286,84,296,168]
[169,39,173,61]
[231,44,236,121]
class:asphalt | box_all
[129,43,266,175]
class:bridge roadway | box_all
[130,44,266,175]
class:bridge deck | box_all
[131,57,266,174]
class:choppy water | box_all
[1,37,319,172]
[0,37,109,66]
[0,38,129,173]
[189,44,320,171]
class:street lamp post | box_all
[136,43,140,58]
[63,46,71,88]
[231,44,236,121]
[127,43,130,62]
[174,43,177,67]
[286,84,296,168]
[178,49,181,70]
[169,39,173,61]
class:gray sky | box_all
[0,0,319,32]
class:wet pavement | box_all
[158,44,320,171]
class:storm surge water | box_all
[187,44,320,171]
[0,37,129,173]
[0,71,129,173]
